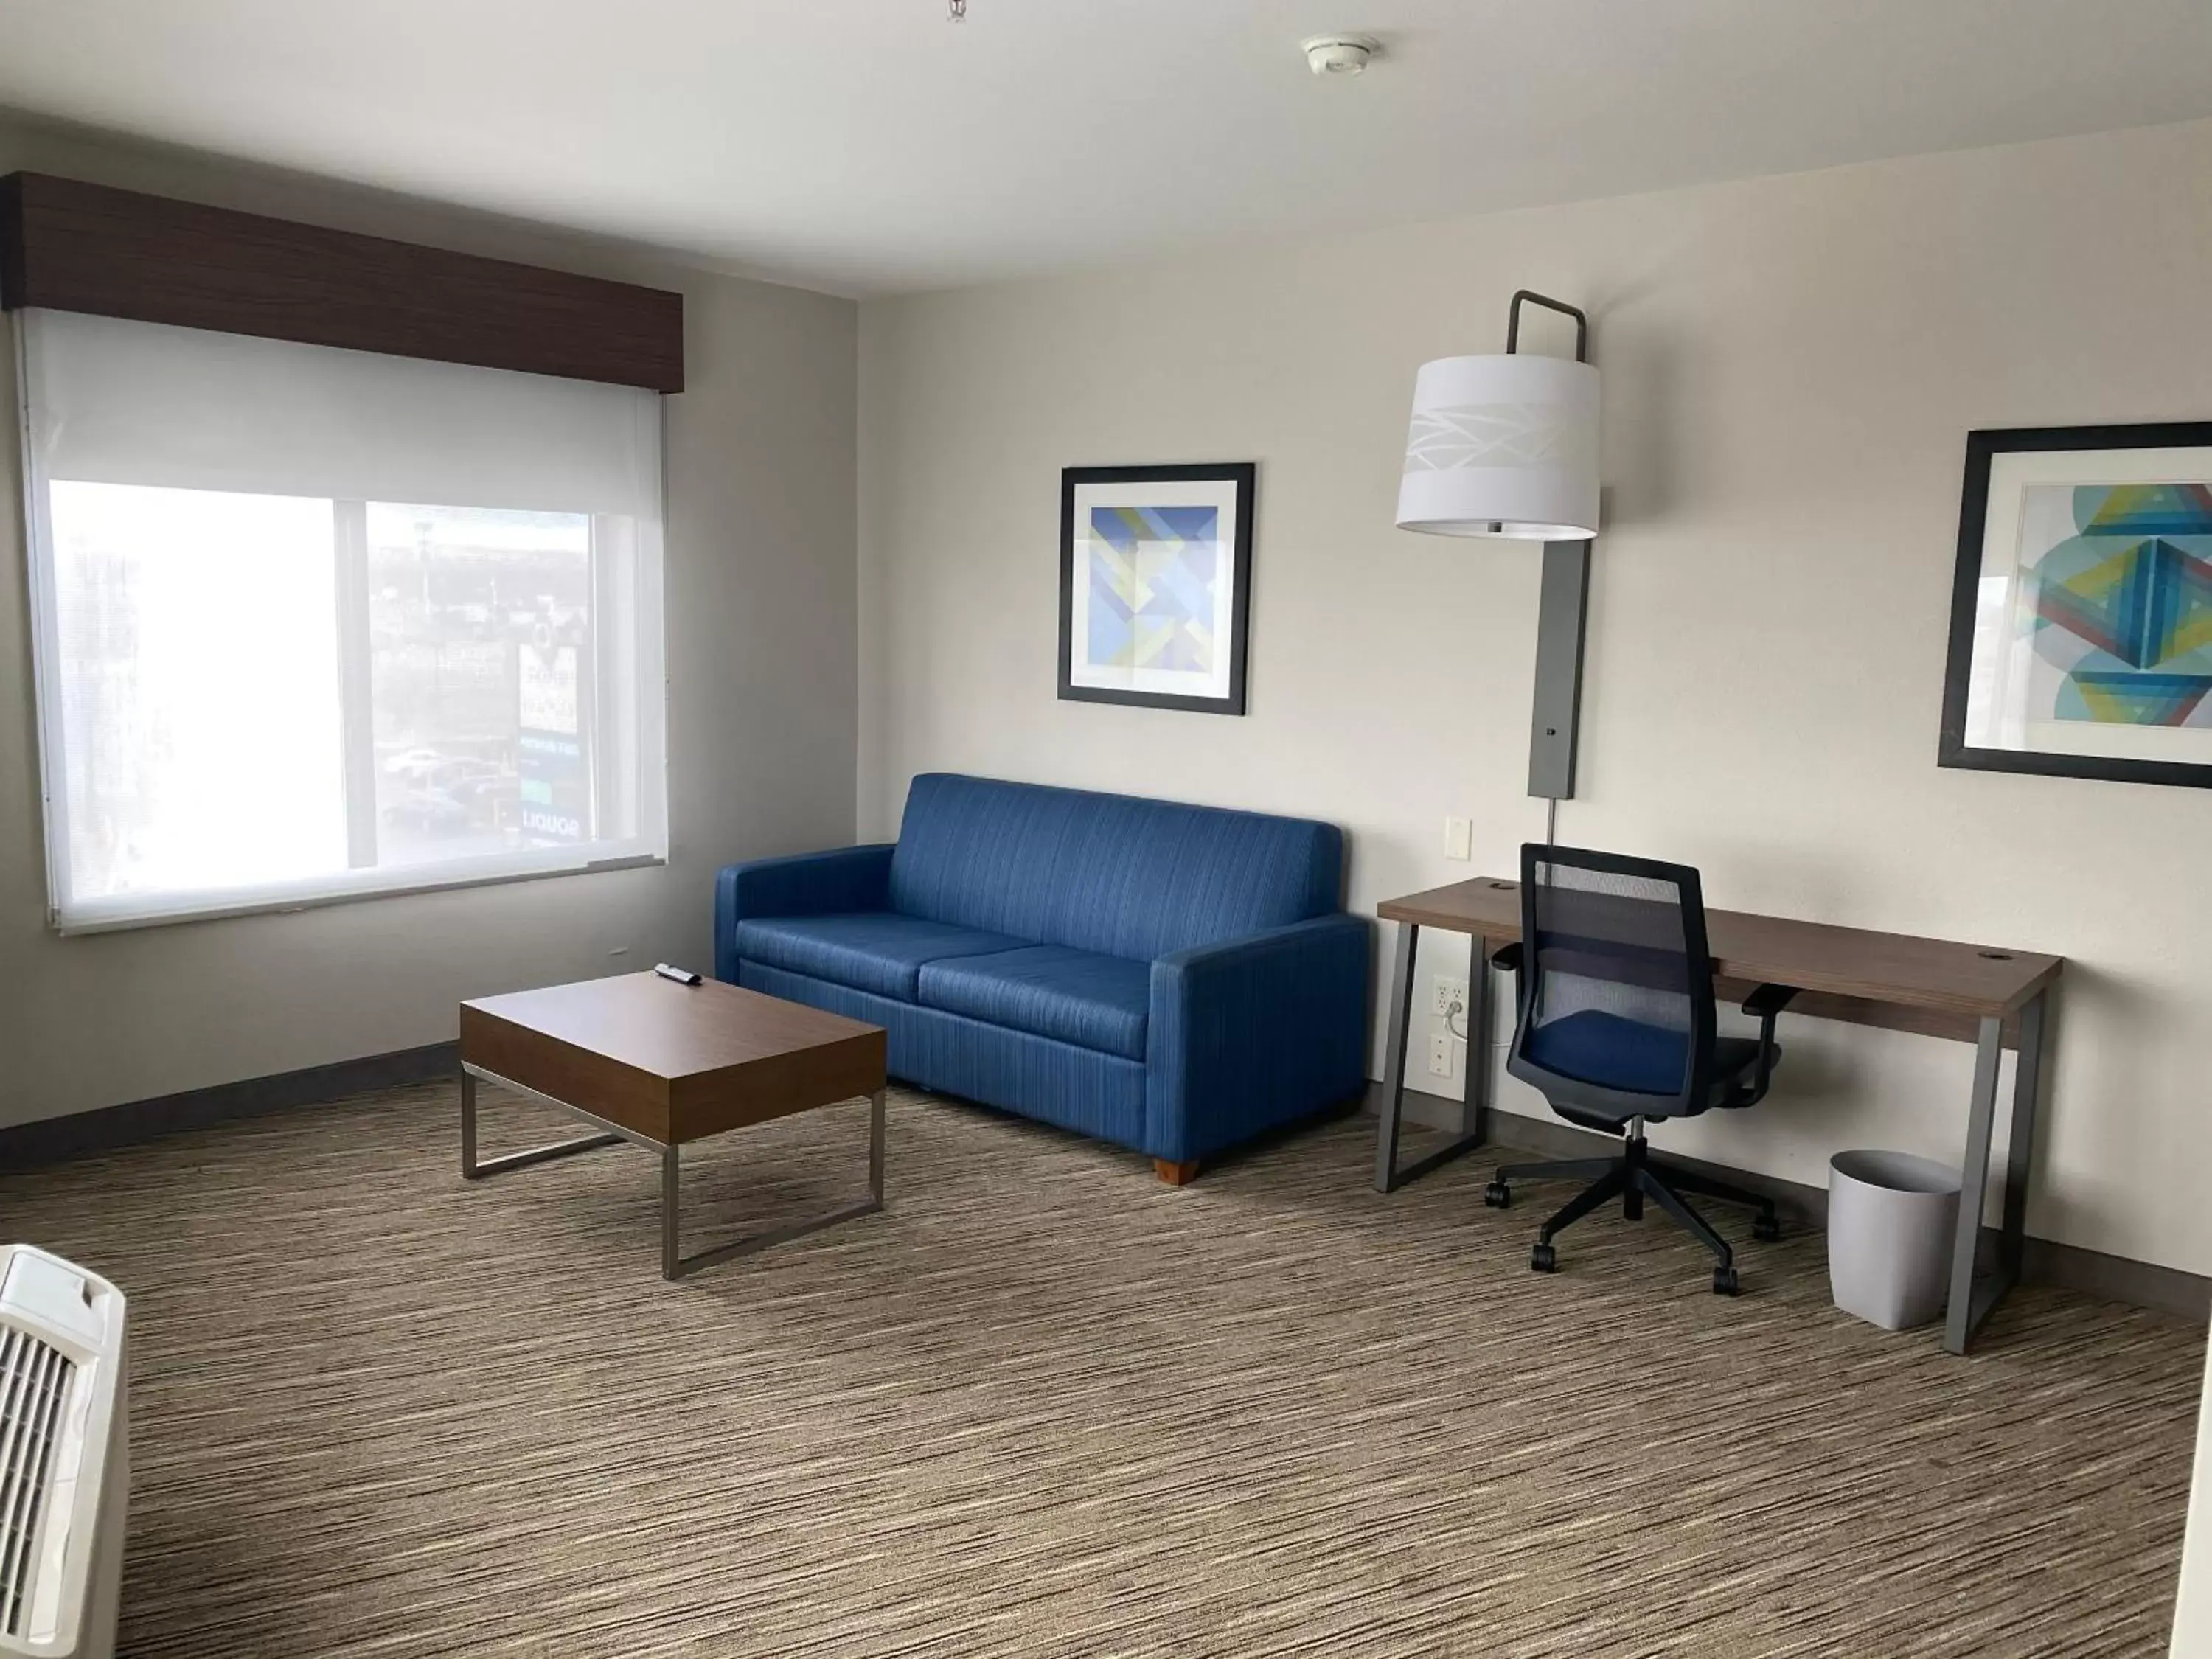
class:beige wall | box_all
[860,117,2212,1275]
[0,121,859,1126]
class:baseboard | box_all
[0,1042,459,1174]
[2022,1237,2211,1321]
[1360,1080,2211,1321]
[1366,1079,1470,1133]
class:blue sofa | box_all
[714,773,1371,1180]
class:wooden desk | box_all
[1372,877,2063,1355]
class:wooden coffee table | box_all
[457,973,888,1279]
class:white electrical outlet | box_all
[1432,975,1468,1017]
[1428,1033,1454,1077]
[1443,817,1472,860]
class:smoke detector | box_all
[1302,34,1379,76]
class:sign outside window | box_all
[518,642,590,844]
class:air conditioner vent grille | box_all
[0,1325,76,1638]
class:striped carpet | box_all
[1,1081,2199,1658]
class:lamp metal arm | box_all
[1506,289,1590,362]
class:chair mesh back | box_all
[1526,852,1700,1095]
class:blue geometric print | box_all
[1083,505,1220,674]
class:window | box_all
[18,310,667,931]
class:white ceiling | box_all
[2,0,2211,296]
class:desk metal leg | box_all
[1465,937,1495,1146]
[1374,922,1490,1193]
[2000,991,2047,1282]
[1371,922,1417,1191]
[1944,997,2045,1355]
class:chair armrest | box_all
[1740,982,1800,1019]
[1736,983,1800,1102]
[1146,914,1373,1164]
[712,844,895,982]
[1489,941,1523,973]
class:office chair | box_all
[1482,844,1798,1295]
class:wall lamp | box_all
[1396,289,1599,803]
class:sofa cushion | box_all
[888,772,1343,962]
[732,912,1029,1002]
[916,945,1152,1061]
[740,960,1149,1153]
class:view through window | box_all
[366,504,596,867]
[46,488,629,915]
[50,483,347,901]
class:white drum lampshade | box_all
[1395,352,1601,540]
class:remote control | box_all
[654,963,703,986]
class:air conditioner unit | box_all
[0,1247,127,1659]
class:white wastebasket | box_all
[1827,1150,1961,1332]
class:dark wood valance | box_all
[0,172,684,392]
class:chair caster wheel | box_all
[1531,1242,1557,1273]
[1753,1214,1781,1243]
[1484,1181,1512,1209]
[1712,1265,1741,1296]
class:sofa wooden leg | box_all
[1153,1158,1200,1186]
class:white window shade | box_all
[24,310,661,513]
[18,309,669,932]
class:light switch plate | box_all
[1444,817,1472,860]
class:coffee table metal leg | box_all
[460,1064,625,1179]
[659,1088,889,1281]
[661,1144,683,1281]
[869,1086,886,1204]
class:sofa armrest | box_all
[1146,913,1373,1164]
[713,844,895,983]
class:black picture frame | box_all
[1058,462,1255,717]
[1938,420,2212,790]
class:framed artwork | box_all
[1939,422,2212,789]
[1058,462,1254,716]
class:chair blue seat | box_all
[731,912,1027,1001]
[1526,1010,1764,1107]
[917,945,1152,1061]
